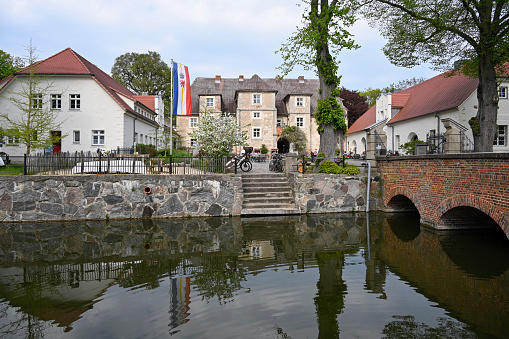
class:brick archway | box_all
[384,185,423,215]
[437,194,509,233]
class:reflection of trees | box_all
[118,258,183,290]
[382,315,476,338]
[314,250,352,339]
[191,255,247,304]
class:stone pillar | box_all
[285,152,298,176]
[441,118,461,154]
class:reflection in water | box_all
[0,213,507,338]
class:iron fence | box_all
[23,151,232,175]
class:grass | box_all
[0,165,24,175]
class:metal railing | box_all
[23,151,232,175]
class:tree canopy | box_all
[340,87,369,127]
[111,51,172,114]
[363,0,509,152]
[277,0,359,158]
[0,50,24,80]
[280,125,308,152]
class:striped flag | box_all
[172,62,191,115]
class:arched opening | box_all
[277,138,290,154]
[360,137,366,153]
[351,140,357,154]
[386,194,419,213]
[439,206,499,230]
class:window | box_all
[31,94,43,109]
[277,119,283,127]
[73,130,81,144]
[190,138,197,147]
[396,135,400,149]
[253,112,261,119]
[206,97,214,108]
[253,127,261,139]
[253,94,261,105]
[296,117,304,127]
[92,130,104,145]
[296,97,304,107]
[134,133,138,143]
[51,94,62,109]
[499,86,508,99]
[190,117,198,128]
[6,130,19,145]
[494,125,507,146]
[70,94,81,109]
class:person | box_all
[240,149,246,157]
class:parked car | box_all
[0,152,11,166]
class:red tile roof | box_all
[387,72,478,124]
[347,105,376,134]
[134,95,155,111]
[13,48,139,115]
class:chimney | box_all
[239,75,244,82]
[298,76,304,83]
[215,75,221,83]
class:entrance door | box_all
[51,131,62,154]
[277,138,290,154]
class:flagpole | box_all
[170,59,173,156]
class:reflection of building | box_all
[177,75,348,154]
[240,240,275,260]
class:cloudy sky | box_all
[1,0,440,91]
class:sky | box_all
[0,0,441,92]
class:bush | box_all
[260,144,269,154]
[315,152,325,165]
[136,144,156,157]
[318,160,361,175]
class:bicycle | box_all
[225,155,252,172]
[269,154,284,172]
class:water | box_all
[0,212,508,338]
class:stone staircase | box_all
[240,173,301,215]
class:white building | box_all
[0,48,165,156]
[346,70,509,159]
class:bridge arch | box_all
[437,194,508,233]
[384,186,421,215]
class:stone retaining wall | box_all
[289,173,381,213]
[0,174,243,222]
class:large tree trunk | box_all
[471,53,498,152]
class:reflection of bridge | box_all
[378,153,509,238]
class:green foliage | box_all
[315,152,325,166]
[156,148,191,157]
[360,88,381,107]
[136,143,156,157]
[0,50,24,80]
[0,164,24,175]
[111,51,172,114]
[315,89,347,133]
[260,144,269,154]
[280,125,307,152]
[318,160,360,175]
[399,139,426,155]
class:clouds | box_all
[0,0,439,91]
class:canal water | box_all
[0,212,508,338]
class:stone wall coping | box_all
[377,152,509,162]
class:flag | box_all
[172,62,191,115]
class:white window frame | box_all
[253,93,261,105]
[92,130,104,145]
[253,111,261,119]
[70,94,81,109]
[32,94,43,109]
[73,130,81,144]
[206,97,214,108]
[498,86,508,99]
[296,117,304,127]
[252,127,261,139]
[51,94,62,110]
[190,117,198,128]
[296,97,304,107]
[494,125,507,146]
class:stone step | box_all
[242,186,291,193]
[241,207,301,216]
[243,196,294,204]
[242,182,289,188]
[242,202,297,209]
[243,191,292,199]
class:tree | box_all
[280,125,308,152]
[188,111,248,157]
[0,50,24,80]
[385,77,426,92]
[277,0,359,158]
[360,87,382,107]
[0,44,65,154]
[363,0,509,152]
[111,51,172,113]
[340,87,369,126]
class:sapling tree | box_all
[188,111,248,157]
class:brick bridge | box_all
[377,153,509,238]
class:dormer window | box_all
[296,97,304,107]
[206,97,214,107]
[253,94,261,105]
